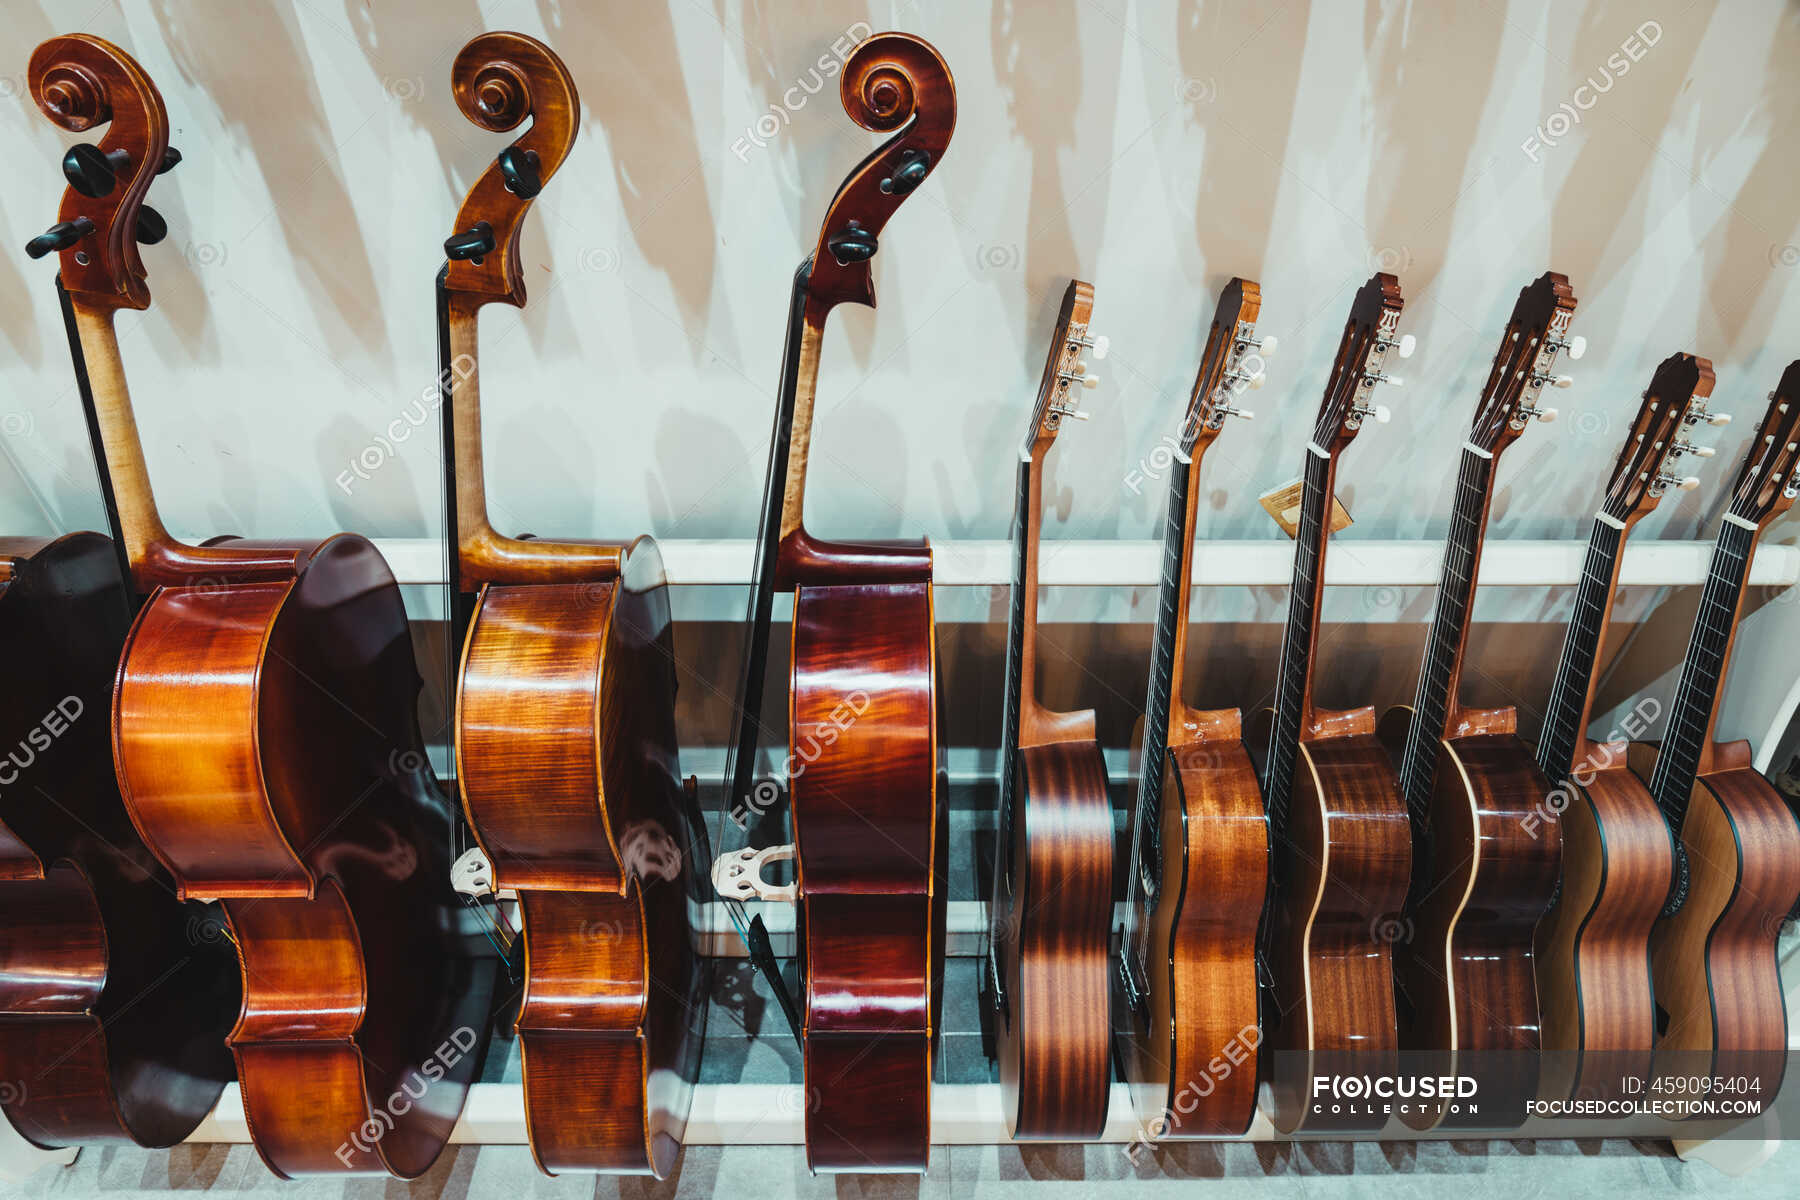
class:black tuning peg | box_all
[497,146,542,199]
[62,143,131,198]
[134,205,168,246]
[25,216,97,259]
[158,146,182,174]
[881,148,930,196]
[826,222,878,265]
[445,221,495,262]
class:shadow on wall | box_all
[542,0,723,364]
[152,0,392,356]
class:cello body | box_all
[455,542,706,1175]
[0,532,236,1148]
[113,534,496,1177]
[790,576,941,1169]
[437,33,708,1176]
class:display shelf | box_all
[304,537,1800,589]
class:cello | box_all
[1114,277,1270,1139]
[29,33,496,1179]
[1633,363,1800,1097]
[987,280,1114,1141]
[709,31,953,1173]
[438,31,707,1177]
[1257,272,1413,1134]
[1530,353,1715,1105]
[1378,272,1576,1130]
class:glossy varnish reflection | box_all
[440,31,707,1177]
[33,34,493,1179]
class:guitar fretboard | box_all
[1397,447,1496,819]
[1534,517,1625,782]
[1262,446,1335,831]
[1647,518,1757,830]
[996,452,1035,859]
[1126,454,1194,906]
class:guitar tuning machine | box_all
[1362,370,1404,389]
[1653,470,1702,494]
[1673,440,1716,459]
[1547,333,1587,360]
[1684,404,1732,427]
[1376,332,1416,359]
[1531,371,1576,390]
[1069,330,1109,361]
[1516,404,1559,425]
[1234,331,1278,359]
[1208,401,1255,425]
[1349,402,1392,428]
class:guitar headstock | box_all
[1466,272,1580,456]
[805,33,955,318]
[1598,353,1718,525]
[1310,273,1407,454]
[26,34,176,310]
[1181,277,1268,455]
[1724,360,1800,531]
[1021,280,1102,457]
[442,32,579,307]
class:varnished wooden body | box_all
[1533,762,1672,1103]
[0,533,237,1148]
[1262,722,1412,1134]
[112,535,496,1178]
[1633,744,1800,1094]
[992,740,1113,1139]
[1118,734,1268,1137]
[456,543,706,1175]
[790,577,940,1171]
[1381,714,1560,1129]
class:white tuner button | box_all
[1081,374,1101,390]
[1374,404,1392,424]
[1535,406,1559,422]
[1257,334,1278,357]
[1384,374,1405,388]
[1689,444,1716,458]
[1248,372,1268,390]
[1090,333,1110,361]
[1707,411,1733,426]
[1566,335,1588,360]
[1677,475,1701,491]
[1396,333,1417,359]
[1551,374,1575,389]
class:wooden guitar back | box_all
[456,541,707,1175]
[1531,763,1670,1103]
[0,532,237,1148]
[1116,738,1267,1138]
[113,534,496,1178]
[1262,731,1410,1133]
[992,739,1113,1139]
[790,578,938,1172]
[1648,764,1798,1089]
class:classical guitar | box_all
[438,33,707,1177]
[1114,277,1270,1139]
[0,531,237,1150]
[1632,362,1800,1096]
[1258,271,1412,1134]
[987,279,1114,1140]
[1377,272,1576,1130]
[708,32,953,1173]
[1531,353,1716,1105]
[30,34,496,1179]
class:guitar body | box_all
[1262,726,1410,1134]
[1532,763,1671,1103]
[1386,721,1559,1129]
[456,538,706,1176]
[1117,734,1267,1137]
[113,534,496,1178]
[992,738,1113,1139]
[790,575,940,1172]
[1636,744,1799,1091]
[0,532,237,1148]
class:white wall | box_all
[0,1,1795,749]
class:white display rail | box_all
[315,537,1800,589]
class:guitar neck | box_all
[1535,515,1627,781]
[1126,449,1198,901]
[1397,445,1498,816]
[723,261,814,828]
[1262,445,1337,827]
[1647,517,1758,828]
[997,449,1038,840]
